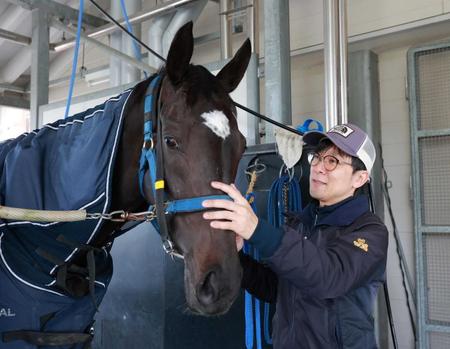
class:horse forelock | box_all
[181,65,233,108]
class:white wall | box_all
[378,46,416,349]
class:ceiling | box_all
[0,0,110,94]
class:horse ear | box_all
[216,39,251,93]
[166,21,194,84]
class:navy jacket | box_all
[241,195,388,349]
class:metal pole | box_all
[51,18,155,74]
[246,0,260,145]
[338,0,348,124]
[219,0,232,60]
[30,7,49,129]
[323,0,339,129]
[121,0,141,84]
[324,0,349,128]
[53,0,200,52]
[263,0,291,143]
[0,83,27,94]
[247,0,258,54]
[110,0,122,86]
[0,28,31,46]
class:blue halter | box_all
[138,73,232,256]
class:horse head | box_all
[150,22,250,315]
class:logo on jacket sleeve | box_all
[353,238,368,252]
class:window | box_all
[0,106,30,141]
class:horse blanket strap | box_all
[2,330,92,347]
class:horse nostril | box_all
[197,270,220,306]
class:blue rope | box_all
[243,193,263,349]
[119,0,148,78]
[265,173,302,344]
[253,246,262,349]
[243,242,254,349]
[64,0,84,119]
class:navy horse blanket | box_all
[0,87,134,348]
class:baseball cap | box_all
[303,123,376,173]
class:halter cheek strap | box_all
[138,73,232,257]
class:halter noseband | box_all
[138,73,232,258]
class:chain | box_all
[282,183,289,224]
[86,208,157,222]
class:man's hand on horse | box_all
[202,181,258,242]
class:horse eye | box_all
[164,136,179,149]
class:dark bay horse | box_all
[0,22,250,348]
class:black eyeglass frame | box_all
[307,152,353,172]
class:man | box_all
[202,123,388,348]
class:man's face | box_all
[309,145,367,207]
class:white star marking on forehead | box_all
[200,110,230,140]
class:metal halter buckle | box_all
[143,138,154,150]
[162,239,175,254]
[162,239,184,259]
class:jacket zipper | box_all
[290,289,297,343]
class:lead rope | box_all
[64,0,84,119]
[243,170,263,349]
[265,169,302,345]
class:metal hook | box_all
[245,158,266,176]
[279,164,295,182]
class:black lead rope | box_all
[368,184,399,349]
[88,0,303,138]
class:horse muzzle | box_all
[184,256,242,316]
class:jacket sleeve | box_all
[239,251,278,303]
[251,217,388,299]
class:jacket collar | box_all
[301,195,370,228]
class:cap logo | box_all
[329,125,354,138]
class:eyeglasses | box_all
[307,153,353,171]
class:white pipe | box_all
[162,0,208,58]
[219,0,232,59]
[323,0,339,129]
[147,13,174,70]
[110,0,123,86]
[121,0,141,84]
[247,0,258,54]
[338,0,348,124]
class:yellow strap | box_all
[155,180,165,190]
